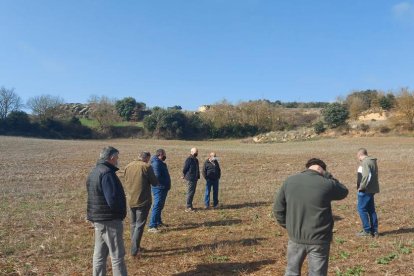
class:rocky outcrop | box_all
[58,103,92,118]
[251,128,317,143]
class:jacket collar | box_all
[97,159,119,172]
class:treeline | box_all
[2,86,414,139]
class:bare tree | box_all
[88,96,120,131]
[395,88,414,128]
[26,94,64,121]
[0,87,23,119]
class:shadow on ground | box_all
[380,227,414,236]
[146,238,267,257]
[171,219,242,231]
[219,201,271,210]
[172,259,275,276]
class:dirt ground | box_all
[0,136,413,275]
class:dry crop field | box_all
[0,136,413,275]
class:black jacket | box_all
[202,159,221,180]
[183,155,200,181]
[86,160,127,222]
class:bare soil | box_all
[0,136,413,275]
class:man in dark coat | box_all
[202,152,221,209]
[86,146,127,276]
[182,147,200,212]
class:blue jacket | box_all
[151,156,171,190]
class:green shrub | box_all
[314,121,326,134]
[322,103,349,128]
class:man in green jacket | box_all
[356,148,380,237]
[273,158,348,276]
[124,151,158,257]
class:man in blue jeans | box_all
[148,149,171,233]
[202,152,221,209]
[356,148,380,238]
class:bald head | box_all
[191,148,198,156]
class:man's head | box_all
[100,146,119,167]
[138,151,151,163]
[305,158,327,175]
[156,149,167,161]
[357,148,368,161]
[209,152,216,161]
[191,147,198,157]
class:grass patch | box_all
[335,265,364,276]
[377,253,398,265]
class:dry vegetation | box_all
[0,136,413,275]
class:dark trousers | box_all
[130,205,150,256]
[186,180,198,208]
[204,179,219,207]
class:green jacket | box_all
[123,160,158,208]
[358,156,379,193]
[273,169,348,244]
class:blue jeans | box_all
[285,240,330,276]
[357,192,378,233]
[93,220,127,276]
[130,205,150,255]
[204,179,219,207]
[149,187,169,228]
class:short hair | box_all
[358,148,368,155]
[156,149,165,156]
[138,151,151,161]
[99,146,119,161]
[305,158,327,171]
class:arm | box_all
[152,160,161,179]
[359,161,371,191]
[101,173,122,211]
[329,178,349,200]
[148,166,159,186]
[216,161,221,179]
[182,158,190,177]
[273,184,287,228]
[202,161,207,179]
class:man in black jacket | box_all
[86,146,127,276]
[182,147,200,212]
[273,158,348,276]
[202,152,221,209]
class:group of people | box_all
[86,145,379,276]
[273,148,380,275]
[86,146,221,275]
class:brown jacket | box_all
[123,160,158,208]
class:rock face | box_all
[252,128,317,143]
[58,103,92,118]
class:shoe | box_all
[204,206,210,210]
[373,232,379,238]
[185,207,195,212]
[158,223,169,228]
[356,230,373,237]
[147,227,160,233]
[213,205,219,209]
